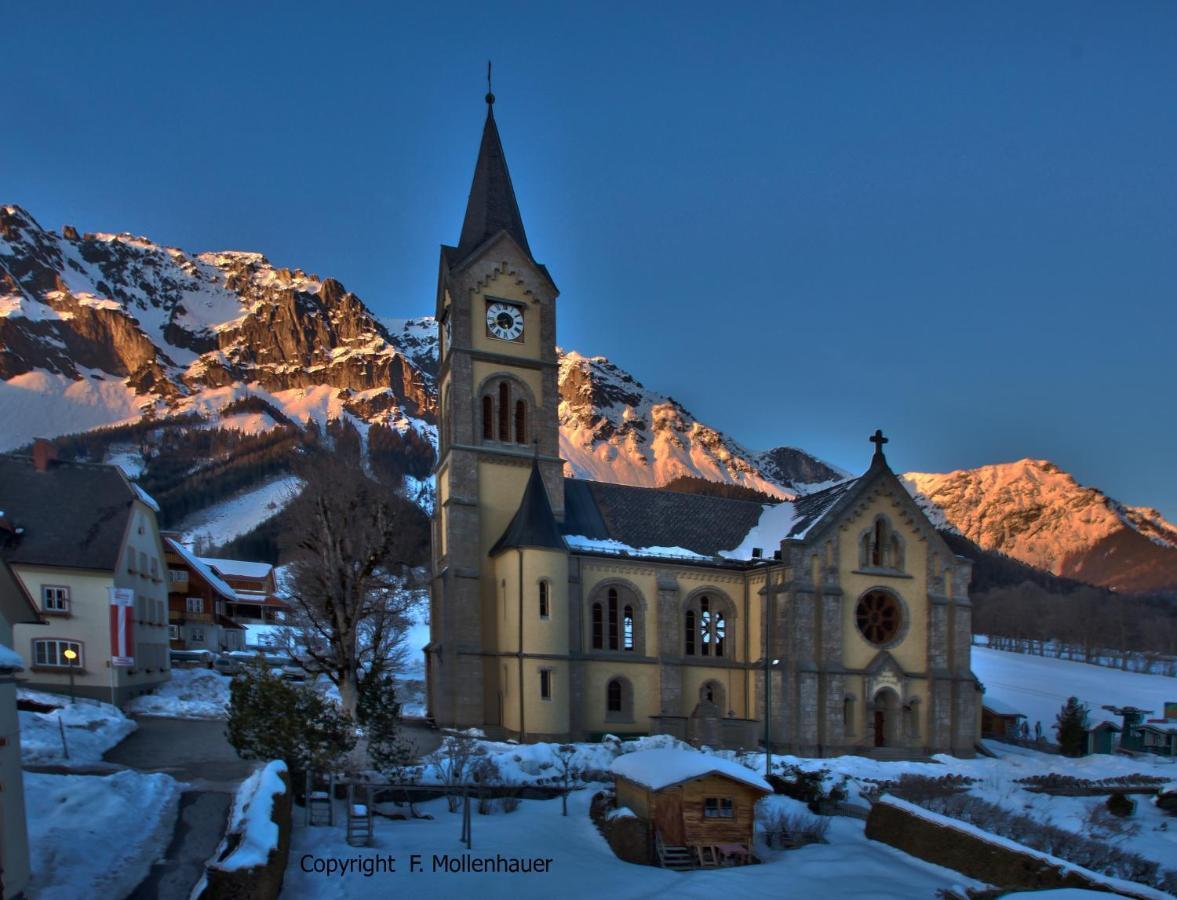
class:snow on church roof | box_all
[610,748,772,793]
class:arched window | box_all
[872,519,885,566]
[514,400,527,445]
[607,679,622,712]
[498,382,510,441]
[890,533,904,570]
[591,603,603,649]
[482,395,494,440]
[684,609,696,655]
[685,593,733,657]
[623,605,634,651]
[539,581,549,619]
[607,588,619,650]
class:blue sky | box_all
[5,2,1176,516]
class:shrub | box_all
[1054,697,1090,757]
[1106,792,1135,818]
[757,803,830,848]
[769,765,848,812]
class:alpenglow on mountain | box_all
[2,203,1175,592]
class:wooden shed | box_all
[610,748,772,868]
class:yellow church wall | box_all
[496,655,570,737]
[582,659,660,735]
[478,460,532,653]
[681,665,745,717]
[837,491,930,675]
[469,269,543,362]
[494,548,569,656]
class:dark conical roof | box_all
[455,103,531,264]
[490,459,566,556]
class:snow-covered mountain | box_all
[4,203,1175,593]
[903,460,1177,593]
[0,204,433,448]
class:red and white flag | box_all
[109,588,135,667]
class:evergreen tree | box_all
[1054,696,1090,757]
[226,663,357,781]
[357,674,414,778]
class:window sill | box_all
[41,610,72,618]
[30,665,87,674]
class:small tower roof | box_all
[490,458,566,556]
[455,96,532,265]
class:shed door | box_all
[655,791,685,845]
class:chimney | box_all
[32,438,57,472]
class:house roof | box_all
[611,748,772,793]
[166,538,237,602]
[490,460,566,556]
[982,697,1026,717]
[200,557,273,581]
[0,454,140,572]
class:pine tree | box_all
[1054,696,1090,757]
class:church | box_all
[425,91,982,758]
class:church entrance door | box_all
[874,710,886,747]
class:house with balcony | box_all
[199,556,289,625]
[1,444,172,705]
[163,537,245,654]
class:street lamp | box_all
[63,647,78,703]
[764,656,779,778]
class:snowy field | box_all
[173,474,303,549]
[125,667,231,719]
[282,787,983,900]
[18,690,137,765]
[23,770,180,900]
[973,646,1177,732]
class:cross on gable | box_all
[870,429,888,453]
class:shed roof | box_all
[610,748,772,793]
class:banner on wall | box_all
[108,587,135,667]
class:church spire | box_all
[489,457,565,556]
[455,82,532,263]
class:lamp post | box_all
[63,647,78,704]
[764,656,779,777]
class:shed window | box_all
[703,798,734,818]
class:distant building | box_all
[0,554,39,898]
[162,537,245,653]
[199,557,288,625]
[1084,720,1122,755]
[980,699,1027,741]
[1,445,172,704]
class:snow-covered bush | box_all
[427,732,485,812]
[757,799,830,848]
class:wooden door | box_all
[874,710,885,747]
[654,790,685,845]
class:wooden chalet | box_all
[610,748,771,869]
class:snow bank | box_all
[18,691,136,765]
[214,760,289,871]
[611,747,772,792]
[24,770,180,900]
[124,668,231,719]
[605,806,636,821]
[0,642,24,670]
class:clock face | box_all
[486,302,524,341]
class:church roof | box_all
[490,460,566,556]
[562,478,766,558]
[452,102,531,267]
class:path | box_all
[105,717,257,900]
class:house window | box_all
[168,624,179,640]
[607,679,622,712]
[186,597,203,613]
[32,638,82,668]
[514,400,527,444]
[139,551,148,577]
[591,603,603,649]
[539,581,550,619]
[127,549,137,574]
[190,627,205,643]
[41,585,70,613]
[704,798,734,818]
[482,395,494,440]
[150,558,159,580]
[169,569,186,583]
[539,668,552,701]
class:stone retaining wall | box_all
[201,766,293,900]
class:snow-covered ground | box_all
[282,787,983,900]
[173,474,303,548]
[972,645,1177,733]
[18,689,137,766]
[23,770,180,900]
[124,668,231,719]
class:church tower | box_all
[427,89,566,733]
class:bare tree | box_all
[280,455,429,717]
[554,744,581,816]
